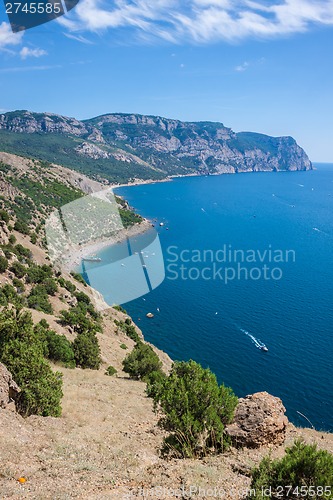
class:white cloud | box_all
[0,22,23,49]
[64,33,94,44]
[59,0,333,43]
[0,65,61,73]
[235,61,249,72]
[20,47,48,59]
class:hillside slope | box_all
[0,111,312,184]
[1,152,332,500]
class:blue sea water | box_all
[94,165,333,431]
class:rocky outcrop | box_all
[0,220,10,245]
[75,142,110,160]
[225,392,288,448]
[0,363,20,410]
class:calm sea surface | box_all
[90,165,333,431]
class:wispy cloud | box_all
[0,65,62,73]
[59,0,333,43]
[0,22,23,49]
[64,32,95,44]
[235,61,249,72]
[20,47,48,59]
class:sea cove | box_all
[101,166,333,431]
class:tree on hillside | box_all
[0,308,63,417]
[249,439,333,499]
[148,360,238,458]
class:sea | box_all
[81,164,333,431]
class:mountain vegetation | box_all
[0,110,312,184]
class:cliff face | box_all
[0,110,312,183]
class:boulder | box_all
[225,391,288,448]
[0,363,20,410]
[0,220,9,245]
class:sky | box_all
[0,0,333,161]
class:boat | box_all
[82,256,102,262]
[159,222,164,226]
[260,345,268,352]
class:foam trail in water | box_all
[241,328,266,349]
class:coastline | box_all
[62,167,315,274]
[62,218,153,272]
[62,167,315,273]
[108,166,314,192]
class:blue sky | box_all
[1,0,333,161]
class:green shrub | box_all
[149,360,238,458]
[14,244,31,258]
[120,343,128,350]
[105,365,117,376]
[113,305,127,313]
[28,285,53,314]
[122,342,162,381]
[0,308,34,355]
[70,272,87,287]
[75,291,91,305]
[0,284,24,308]
[114,319,141,343]
[44,330,75,368]
[3,248,12,260]
[73,332,101,369]
[12,278,25,293]
[1,339,63,417]
[60,304,101,334]
[0,255,8,273]
[0,209,9,223]
[43,278,58,296]
[9,261,26,279]
[14,244,32,262]
[249,439,333,499]
[27,264,53,283]
[58,277,76,293]
[0,290,8,306]
[30,233,37,244]
[14,220,30,235]
[9,234,16,244]
[0,308,63,417]
[146,370,168,399]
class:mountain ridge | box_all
[0,110,312,184]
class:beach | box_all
[62,218,153,272]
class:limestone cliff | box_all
[0,111,312,183]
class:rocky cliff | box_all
[0,110,312,183]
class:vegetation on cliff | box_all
[0,110,312,184]
[147,360,238,458]
[250,439,333,499]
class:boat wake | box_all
[313,227,331,237]
[241,329,268,351]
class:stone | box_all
[0,363,20,410]
[0,220,10,245]
[225,391,288,448]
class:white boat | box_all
[82,256,102,262]
[260,345,268,352]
